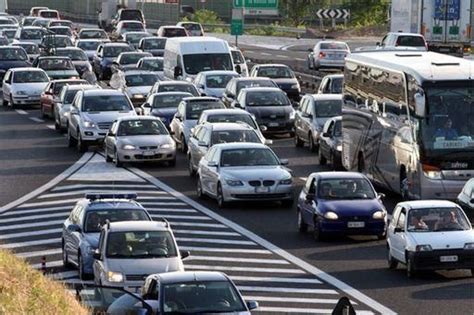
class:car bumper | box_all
[223,184,293,202]
[258,121,294,134]
[419,175,470,200]
[12,96,41,105]
[314,59,345,68]
[408,249,474,271]
[81,129,108,142]
[117,148,176,162]
[320,219,386,235]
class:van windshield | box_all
[183,53,233,75]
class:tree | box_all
[279,0,311,27]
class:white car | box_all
[377,32,427,51]
[230,47,249,77]
[113,20,145,37]
[121,70,160,106]
[387,200,474,278]
[2,68,49,108]
[193,70,239,98]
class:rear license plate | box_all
[255,187,270,193]
[268,122,279,127]
[440,255,458,262]
[143,151,154,156]
[347,221,365,228]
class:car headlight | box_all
[324,211,339,220]
[336,144,342,151]
[160,143,174,149]
[289,111,295,120]
[415,245,432,252]
[133,94,145,99]
[83,120,96,128]
[279,178,292,185]
[225,179,243,186]
[423,170,442,179]
[464,243,474,250]
[291,84,300,90]
[107,271,124,283]
[372,210,386,220]
[122,144,137,150]
[15,91,27,96]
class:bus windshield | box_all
[183,53,233,75]
[421,83,474,155]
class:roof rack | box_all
[85,193,138,201]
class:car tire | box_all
[180,134,187,153]
[281,199,293,208]
[471,269,474,277]
[2,98,7,106]
[307,57,313,70]
[105,147,112,162]
[196,176,204,199]
[294,133,304,147]
[40,104,46,118]
[216,182,227,208]
[319,149,327,165]
[188,155,196,176]
[387,247,398,270]
[114,148,123,167]
[313,217,325,241]
[62,240,71,269]
[297,209,308,233]
[406,253,416,278]
[78,253,87,280]
[77,131,88,153]
[10,94,16,109]
[67,128,77,147]
[308,133,318,153]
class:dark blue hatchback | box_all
[297,172,387,240]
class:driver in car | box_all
[434,211,461,230]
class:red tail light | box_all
[319,52,326,58]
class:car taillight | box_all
[319,52,326,58]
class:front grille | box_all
[263,180,275,186]
[249,180,261,187]
[232,193,288,199]
[134,153,162,160]
[126,274,148,281]
[414,249,474,268]
[139,146,158,150]
[261,114,285,120]
[339,215,371,221]
[98,122,112,130]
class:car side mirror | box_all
[259,125,267,132]
[67,224,81,233]
[322,132,330,137]
[245,59,251,63]
[143,102,151,108]
[376,42,381,46]
[70,108,79,115]
[307,48,313,52]
[198,140,208,147]
[378,193,386,199]
[93,249,101,260]
[414,92,425,117]
[233,102,242,108]
[305,193,315,202]
[175,113,182,121]
[394,227,403,233]
[235,64,242,74]
[469,198,474,204]
[180,250,190,259]
[264,139,273,145]
[280,159,289,166]
[207,161,218,167]
[200,92,207,97]
[246,300,259,310]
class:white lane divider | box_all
[276,55,288,58]
[29,117,45,123]
[15,109,28,115]
[46,125,55,130]
[186,265,305,274]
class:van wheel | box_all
[308,133,317,152]
[357,153,365,173]
[67,128,77,147]
[216,183,227,208]
[196,177,204,199]
[180,134,187,153]
[313,217,325,241]
[406,253,416,278]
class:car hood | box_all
[318,198,383,215]
[221,166,290,180]
[107,257,182,275]
[0,60,30,70]
[83,232,100,248]
[151,107,177,118]
[72,60,90,67]
[117,134,173,146]
[12,82,48,94]
[126,86,152,95]
[204,88,225,98]
[409,230,474,250]
[246,105,292,119]
[272,78,298,86]
[83,111,135,123]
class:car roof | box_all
[387,32,424,37]
[83,89,124,96]
[204,122,253,131]
[80,28,104,32]
[160,25,185,30]
[183,96,220,103]
[160,80,193,86]
[63,84,97,91]
[10,67,44,72]
[55,47,82,52]
[214,142,267,150]
[140,56,163,61]
[21,26,43,30]
[118,20,143,25]
[0,46,24,50]
[119,51,149,56]
[142,36,166,40]
[318,40,348,45]
[124,31,149,35]
[37,56,71,60]
[84,199,144,210]
[117,116,160,122]
[256,63,290,68]
[158,271,228,284]
[13,42,38,46]
[233,77,273,82]
[201,109,249,116]
[199,70,238,76]
[396,200,459,210]
[241,87,283,93]
[151,91,192,97]
[124,70,157,76]
[103,42,130,47]
[313,171,368,180]
[51,79,87,84]
[321,74,344,79]
[309,94,343,101]
[108,220,168,232]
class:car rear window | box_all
[320,43,348,50]
[120,10,143,21]
[164,28,187,37]
[397,36,425,47]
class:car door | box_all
[69,206,85,265]
[294,97,307,138]
[105,121,119,155]
[300,176,317,226]
[317,77,328,94]
[63,205,79,260]
[188,125,202,163]
[206,148,221,195]
[301,98,314,141]
[93,230,106,284]
[2,70,11,100]
[68,92,82,136]
[195,127,211,165]
[93,45,103,74]
[199,147,216,194]
[170,102,184,142]
[319,120,333,160]
[41,82,54,114]
[389,207,407,262]
[222,80,235,107]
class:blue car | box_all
[297,172,387,240]
[92,42,133,80]
[142,91,193,128]
[61,193,152,279]
[0,46,31,84]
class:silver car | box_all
[93,220,188,290]
[307,41,350,70]
[188,122,264,176]
[196,142,293,208]
[115,51,153,71]
[104,116,176,167]
[121,70,160,107]
[2,67,49,108]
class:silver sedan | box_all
[104,116,176,167]
[196,142,294,208]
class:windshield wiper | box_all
[434,227,465,231]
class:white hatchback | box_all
[387,200,474,278]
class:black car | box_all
[318,116,343,169]
[0,46,30,84]
[250,64,301,102]
[232,87,295,136]
[222,77,278,108]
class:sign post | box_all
[231,8,244,47]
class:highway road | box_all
[1,92,473,314]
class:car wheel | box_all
[10,94,16,109]
[180,134,187,153]
[114,148,123,167]
[281,199,293,208]
[387,247,398,269]
[307,57,313,70]
[294,133,304,147]
[313,217,325,241]
[308,133,318,153]
[319,149,327,165]
[67,128,77,147]
[105,146,112,162]
[406,253,416,278]
[168,158,176,167]
[54,115,60,130]
[62,240,71,268]
[471,269,474,277]
[40,104,46,118]
[297,209,308,233]
[188,155,196,176]
[196,176,204,199]
[77,131,88,153]
[2,97,7,106]
[216,182,227,208]
[78,253,87,280]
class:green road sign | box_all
[234,0,278,9]
[231,19,243,36]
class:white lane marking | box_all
[180,246,271,255]
[185,265,304,274]
[232,276,321,284]
[0,206,70,216]
[18,199,78,208]
[151,214,212,221]
[32,260,63,269]
[46,124,55,130]
[52,183,156,191]
[1,238,60,249]
[0,211,68,224]
[64,279,94,285]
[260,52,272,56]
[38,189,167,199]
[147,208,197,213]
[15,109,28,115]
[139,201,187,206]
[130,166,396,314]
[0,152,94,214]
[276,54,288,58]
[187,256,289,265]
[29,117,45,123]
[17,248,62,258]
[238,286,337,295]
[51,271,79,280]
[177,237,256,246]
[244,295,348,304]
[170,222,227,228]
[0,228,60,240]
[0,220,64,232]
[296,58,306,61]
[254,307,334,314]
[136,196,176,200]
[174,229,240,237]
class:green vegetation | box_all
[181,9,226,32]
[0,249,88,315]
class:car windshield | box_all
[41,11,58,18]
[320,42,348,50]
[236,80,275,95]
[397,36,425,47]
[122,22,144,31]
[84,209,149,233]
[64,90,81,104]
[143,38,166,49]
[207,114,257,129]
[220,148,279,167]
[205,74,237,89]
[54,81,87,95]
[139,58,163,71]
[22,18,36,26]
[163,281,246,314]
[118,119,167,136]
[77,41,101,51]
[103,45,132,58]
[50,28,72,36]
[231,50,244,64]
[43,36,73,47]
[211,129,260,145]
[315,100,342,117]
[257,66,294,79]
[2,29,16,38]
[152,93,190,108]
[158,84,198,96]
[163,28,187,37]
[0,48,28,61]
[79,30,107,39]
[120,10,143,21]
[186,101,224,120]
[20,28,44,39]
[56,49,88,61]
[183,53,233,75]
[120,53,148,65]
[106,231,177,258]
[407,207,471,232]
[16,44,39,54]
[317,178,376,200]
[82,95,131,112]
[246,91,290,106]
[39,58,75,70]
[125,74,158,87]
[125,33,148,44]
[13,71,48,83]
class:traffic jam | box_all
[0,3,473,315]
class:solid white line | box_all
[32,260,63,269]
[0,152,94,214]
[129,166,396,314]
[254,307,333,314]
[174,230,240,237]
[1,206,70,216]
[184,265,304,274]
[187,256,289,265]
[50,271,78,280]
[46,124,55,130]
[0,211,68,224]
[63,279,94,285]
[29,117,45,123]
[244,295,346,304]
[17,248,62,258]
[180,246,271,255]
[295,58,306,61]
[18,198,78,208]
[260,52,272,56]
[151,214,212,221]
[15,109,28,115]
[237,286,337,295]
[0,220,64,232]
[51,183,156,191]
[139,201,187,206]
[1,238,60,249]
[170,222,227,228]
[232,276,321,284]
[177,237,256,246]
[0,228,60,240]
[276,54,288,58]
[147,208,197,213]
[38,189,167,199]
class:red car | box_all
[40,79,88,118]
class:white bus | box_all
[342,51,474,200]
[163,36,234,81]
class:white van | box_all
[163,36,234,81]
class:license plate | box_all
[143,151,154,156]
[255,187,270,193]
[268,122,279,127]
[347,221,365,228]
[440,255,458,262]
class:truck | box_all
[390,0,473,56]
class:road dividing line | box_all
[176,237,257,246]
[296,58,306,61]
[0,211,68,223]
[46,124,55,130]
[0,206,71,216]
[17,248,62,258]
[150,214,211,221]
[179,246,272,255]
[0,220,64,232]
[233,276,321,284]
[29,117,45,123]
[237,286,338,295]
[15,109,28,115]
[187,256,290,265]
[1,238,60,249]
[18,198,79,208]
[38,189,167,199]
[0,228,60,240]
[244,295,348,304]
[260,52,272,56]
[186,265,305,274]
[51,183,156,191]
[276,54,288,58]
[173,229,240,237]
